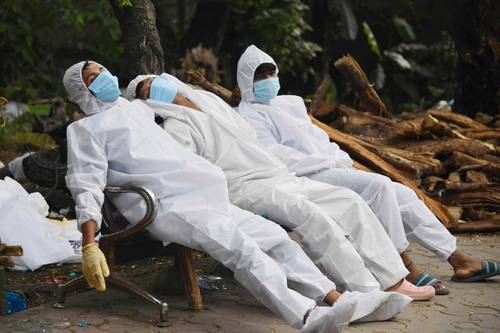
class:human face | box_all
[253,69,277,83]
[82,62,105,88]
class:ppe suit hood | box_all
[237,45,278,103]
[125,74,159,100]
[63,61,118,115]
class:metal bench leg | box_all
[106,273,170,327]
[53,275,87,309]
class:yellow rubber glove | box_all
[82,243,110,291]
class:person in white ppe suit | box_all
[63,60,413,333]
[235,44,500,293]
[126,73,435,301]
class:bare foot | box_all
[323,290,342,306]
[401,252,447,291]
[448,251,483,278]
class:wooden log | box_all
[443,151,488,170]
[420,113,466,139]
[374,151,423,182]
[331,113,348,129]
[457,163,500,179]
[429,109,489,130]
[447,171,462,183]
[422,176,446,193]
[0,257,15,268]
[310,75,333,116]
[334,55,391,118]
[456,129,500,141]
[350,135,442,179]
[176,245,203,312]
[229,86,241,107]
[440,151,500,179]
[352,161,374,172]
[481,153,500,164]
[314,103,339,118]
[441,183,500,208]
[0,240,22,316]
[0,245,23,257]
[475,112,495,125]
[336,105,417,138]
[401,138,495,158]
[465,170,490,183]
[444,182,498,192]
[462,208,499,221]
[448,220,500,233]
[310,115,453,226]
[447,206,464,221]
[186,69,238,107]
[442,151,500,178]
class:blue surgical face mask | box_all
[88,71,121,103]
[253,76,280,103]
[149,77,177,103]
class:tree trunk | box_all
[110,0,164,83]
[453,0,500,117]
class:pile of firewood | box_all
[186,55,499,233]
[309,55,500,233]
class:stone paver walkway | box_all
[1,234,499,333]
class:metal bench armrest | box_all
[101,185,157,242]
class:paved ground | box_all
[1,233,499,333]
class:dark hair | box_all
[136,80,145,99]
[254,63,276,78]
[82,60,91,71]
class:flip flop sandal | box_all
[452,260,500,283]
[415,273,449,295]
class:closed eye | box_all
[88,74,98,84]
[88,68,105,85]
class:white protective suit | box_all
[64,61,382,330]
[126,73,410,293]
[236,45,457,261]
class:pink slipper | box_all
[393,279,435,301]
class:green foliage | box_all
[331,1,458,112]
[0,0,123,101]
[118,0,132,7]
[28,104,51,116]
[232,0,322,81]
[392,16,416,42]
[365,20,458,112]
[361,22,382,60]
[0,109,54,150]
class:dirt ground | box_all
[2,233,499,333]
